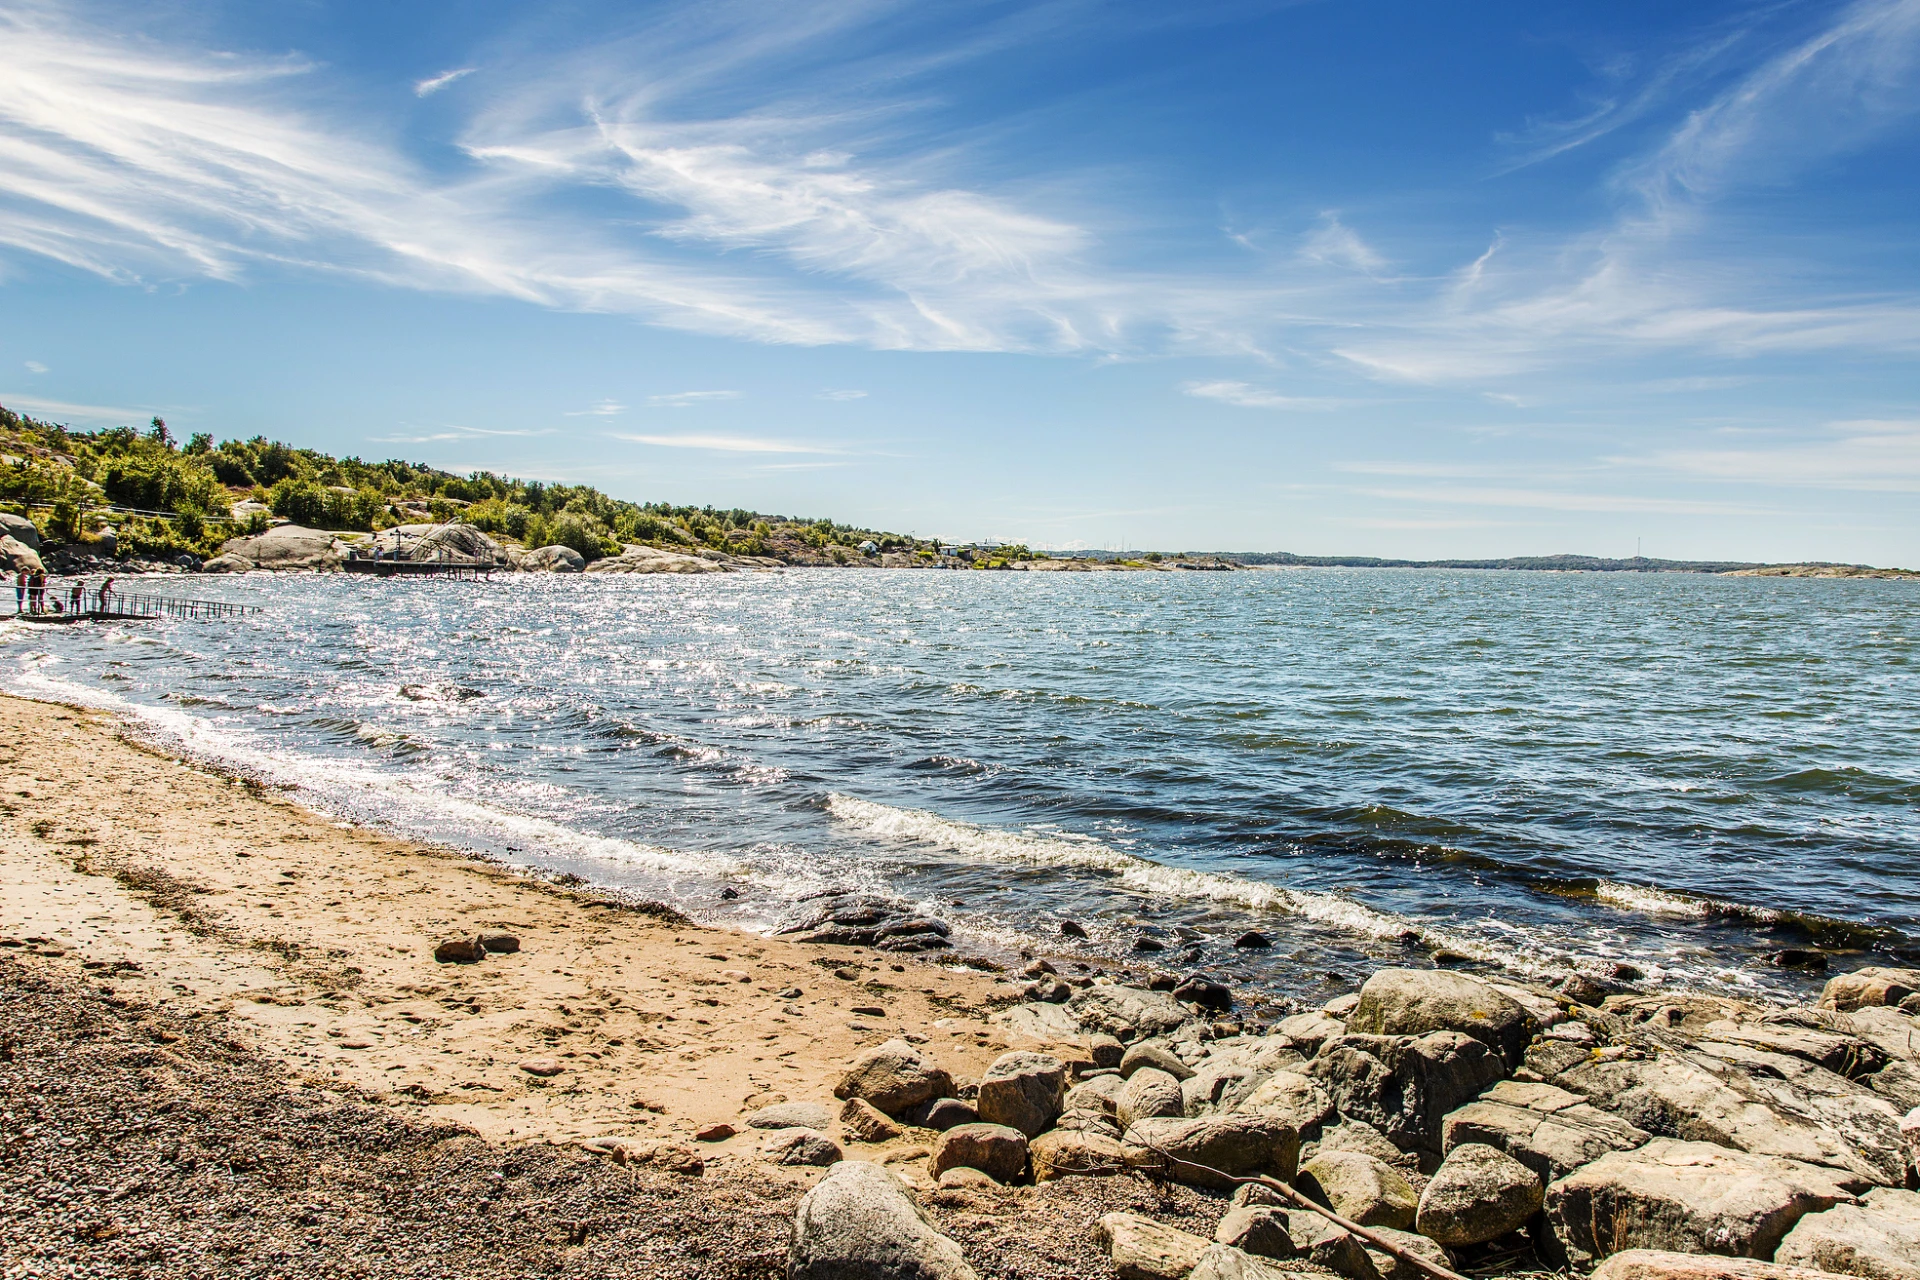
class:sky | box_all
[1,0,1918,562]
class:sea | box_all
[4,567,1915,1006]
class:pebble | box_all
[518,1058,565,1077]
[1060,920,1090,939]
[851,1005,887,1017]
[695,1123,736,1142]
[432,937,486,964]
[478,933,520,954]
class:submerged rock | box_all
[776,892,953,950]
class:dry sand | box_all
[0,693,1055,1155]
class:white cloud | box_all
[647,390,740,408]
[564,398,625,416]
[816,388,867,400]
[610,432,835,453]
[23,361,46,373]
[1299,214,1386,275]
[1632,418,1920,490]
[414,67,475,98]
[1182,380,1341,410]
[0,393,145,424]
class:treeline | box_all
[0,404,925,562]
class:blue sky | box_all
[2,0,1918,562]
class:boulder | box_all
[0,513,39,549]
[1123,1040,1197,1081]
[1125,1114,1300,1190]
[993,1001,1084,1045]
[789,1160,977,1280]
[1098,1212,1211,1280]
[521,544,585,573]
[1346,969,1539,1070]
[750,1101,833,1130]
[777,893,953,950]
[1776,1186,1920,1280]
[371,522,500,562]
[1190,1244,1298,1280]
[1280,1209,1380,1280]
[1118,1068,1189,1127]
[1030,1129,1131,1181]
[218,524,347,570]
[1543,1138,1859,1267]
[1069,984,1194,1040]
[928,1123,1028,1183]
[1307,1032,1505,1158]
[0,535,44,574]
[975,1051,1065,1138]
[921,1098,979,1131]
[1415,1142,1544,1247]
[835,1039,954,1119]
[1297,1150,1419,1231]
[199,553,254,573]
[766,1128,843,1167]
[1363,1227,1456,1280]
[1235,1070,1337,1138]
[1306,1120,1407,1170]
[1090,1034,1127,1068]
[1590,1249,1856,1280]
[1276,1011,1347,1056]
[1442,1078,1650,1180]
[1825,970,1920,1014]
[585,544,729,574]
[841,1097,903,1143]
[1065,1073,1127,1115]
[1214,1206,1298,1260]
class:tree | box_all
[148,416,173,449]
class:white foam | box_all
[1594,880,1783,924]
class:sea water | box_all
[4,567,1915,1003]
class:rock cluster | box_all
[774,892,954,952]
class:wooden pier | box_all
[343,556,494,580]
[11,588,260,624]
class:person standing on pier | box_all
[13,570,23,613]
[69,581,84,614]
[29,570,46,613]
[99,577,115,612]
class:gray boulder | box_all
[200,553,254,573]
[1123,1039,1197,1081]
[1279,1209,1380,1280]
[1297,1150,1418,1231]
[218,524,347,570]
[975,1051,1065,1138]
[1118,1067,1188,1127]
[1308,1031,1505,1158]
[1098,1212,1210,1280]
[1363,1227,1456,1280]
[789,1160,977,1280]
[1190,1244,1297,1280]
[1776,1186,1920,1280]
[1069,984,1193,1040]
[585,544,729,574]
[1064,1073,1126,1115]
[835,1039,954,1119]
[1825,969,1920,1013]
[372,522,500,562]
[1590,1249,1858,1280]
[1415,1142,1544,1247]
[1306,1120,1408,1170]
[0,513,40,549]
[765,1128,843,1167]
[1214,1206,1298,1260]
[1234,1070,1337,1138]
[1346,969,1539,1070]
[521,544,585,572]
[1,535,44,574]
[928,1123,1028,1183]
[1276,1011,1347,1056]
[1543,1138,1859,1267]
[1442,1078,1650,1180]
[1030,1129,1130,1181]
[1125,1114,1300,1190]
[749,1101,833,1130]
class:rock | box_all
[835,1039,954,1118]
[1346,969,1539,1070]
[778,893,953,950]
[1698,1018,1888,1080]
[1307,1032,1505,1159]
[1135,937,1169,953]
[1235,1070,1337,1137]
[1065,1073,1127,1115]
[1825,969,1920,1013]
[975,1051,1065,1138]
[1442,1078,1649,1181]
[1214,1207,1298,1259]
[1363,1228,1456,1280]
[695,1123,736,1141]
[1124,1115,1300,1190]
[1069,984,1194,1040]
[1543,1138,1859,1267]
[1235,932,1273,950]
[750,1101,833,1130]
[612,1140,704,1175]
[371,523,501,563]
[1777,1186,1920,1280]
[0,513,39,549]
[433,937,486,963]
[479,933,520,953]
[518,1057,564,1077]
[1031,1129,1131,1181]
[200,553,254,573]
[1097,1211,1211,1280]
[1090,1034,1127,1068]
[1190,1244,1298,1280]
[1590,1249,1854,1280]
[585,543,732,574]
[993,1001,1084,1045]
[1123,1040,1197,1081]
[218,524,348,570]
[1275,1011,1347,1056]
[789,1160,978,1280]
[1297,1150,1419,1231]
[522,544,585,572]
[0,535,43,574]
[929,1123,1028,1183]
[842,1098,904,1143]
[921,1098,979,1131]
[1773,951,1830,972]
[1060,920,1089,938]
[937,1168,998,1190]
[1308,1120,1407,1169]
[1055,1108,1125,1140]
[1415,1142,1544,1247]
[1175,976,1235,1013]
[766,1128,843,1167]
[1281,1209,1380,1280]
[1118,1068,1188,1127]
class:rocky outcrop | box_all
[218,524,348,570]
[1098,1212,1210,1280]
[1776,1187,1920,1280]
[788,1160,977,1280]
[1543,1138,1859,1266]
[0,513,40,549]
[200,553,254,573]
[1,534,44,574]
[1442,1078,1651,1180]
[929,1123,1028,1183]
[1068,984,1194,1041]
[519,544,585,572]
[834,1039,953,1119]
[1346,969,1540,1071]
[584,544,730,574]
[1415,1142,1544,1246]
[1824,970,1920,1014]
[372,522,500,563]
[976,1051,1066,1138]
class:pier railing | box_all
[12,588,258,620]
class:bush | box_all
[526,510,614,561]
[464,499,533,541]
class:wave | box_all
[1548,879,1898,948]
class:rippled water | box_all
[4,568,1916,1003]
